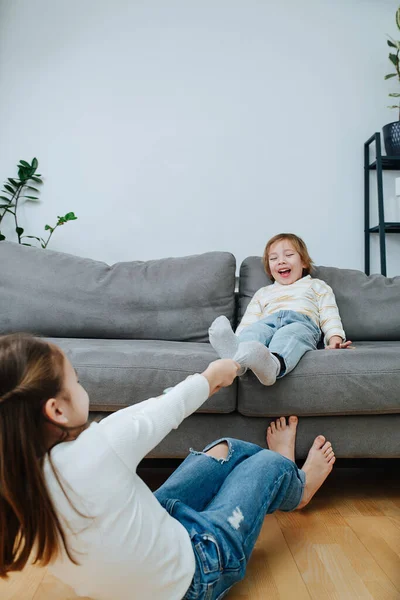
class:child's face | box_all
[44,354,89,430]
[62,356,90,427]
[268,239,306,285]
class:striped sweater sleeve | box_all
[316,280,346,346]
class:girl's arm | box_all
[236,288,266,335]
[316,281,346,346]
[98,360,238,472]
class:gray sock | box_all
[233,341,280,386]
[208,315,239,359]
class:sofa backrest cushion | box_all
[238,256,400,341]
[0,242,236,342]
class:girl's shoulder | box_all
[309,277,333,291]
[252,284,274,297]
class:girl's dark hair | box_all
[0,333,81,578]
[262,232,314,280]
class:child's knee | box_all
[205,441,229,460]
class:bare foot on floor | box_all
[266,416,298,462]
[297,435,336,509]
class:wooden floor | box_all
[2,465,400,600]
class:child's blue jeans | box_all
[237,310,321,376]
[154,437,305,600]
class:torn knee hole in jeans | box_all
[189,439,233,464]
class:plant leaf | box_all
[44,224,53,231]
[387,105,400,108]
[31,176,43,183]
[389,93,400,97]
[388,39,397,48]
[23,235,42,241]
[64,211,77,221]
[4,184,15,194]
[8,178,19,186]
[19,160,30,168]
[18,167,30,181]
[0,204,15,208]
[0,234,6,241]
[22,195,39,200]
[31,157,38,170]
[0,195,11,201]
[397,7,400,30]
[386,35,400,50]
[16,227,24,236]
[26,186,40,192]
[389,53,398,66]
[385,73,397,79]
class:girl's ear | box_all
[43,397,69,425]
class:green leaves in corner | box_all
[0,158,77,247]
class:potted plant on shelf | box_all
[383,6,400,155]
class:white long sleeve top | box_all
[44,374,210,600]
[236,275,345,346]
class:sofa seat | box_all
[51,337,236,413]
[238,341,400,417]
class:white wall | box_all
[1,0,400,275]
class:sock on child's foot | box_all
[233,341,280,386]
[209,315,239,359]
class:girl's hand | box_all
[202,359,241,396]
[326,340,354,350]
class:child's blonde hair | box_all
[262,233,314,280]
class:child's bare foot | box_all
[297,435,335,509]
[266,416,298,462]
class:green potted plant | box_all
[0,158,77,247]
[383,6,400,155]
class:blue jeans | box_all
[237,310,321,376]
[154,438,305,600]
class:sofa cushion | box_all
[238,256,400,341]
[0,242,236,342]
[50,338,236,413]
[237,341,400,417]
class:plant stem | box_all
[0,186,18,225]
[396,48,400,121]
[43,226,57,248]
[13,184,25,243]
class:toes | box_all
[279,416,286,429]
[328,455,336,465]
[267,426,272,437]
[313,435,326,449]
[322,442,332,454]
[270,421,276,433]
[289,416,298,427]
[326,450,335,461]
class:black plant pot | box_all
[383,121,400,156]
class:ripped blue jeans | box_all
[237,310,321,376]
[154,438,305,600]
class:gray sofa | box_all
[1,241,399,458]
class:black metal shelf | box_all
[369,222,400,233]
[364,132,400,276]
[369,157,400,170]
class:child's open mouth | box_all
[278,269,291,278]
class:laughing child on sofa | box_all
[209,232,353,385]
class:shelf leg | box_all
[375,134,387,276]
[364,139,370,275]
